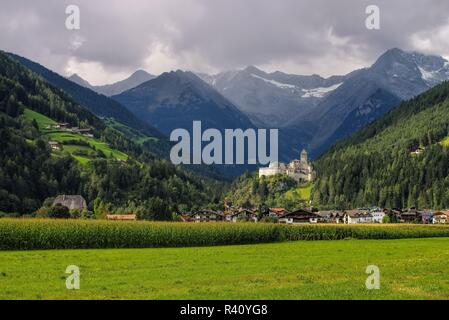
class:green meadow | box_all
[23,108,128,163]
[284,183,313,202]
[1,238,448,300]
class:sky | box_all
[1,0,449,85]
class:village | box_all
[180,206,449,224]
[50,193,449,224]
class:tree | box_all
[48,204,70,219]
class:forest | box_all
[311,81,449,209]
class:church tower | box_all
[300,149,308,164]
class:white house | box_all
[433,211,449,224]
[344,210,373,224]
[370,208,386,223]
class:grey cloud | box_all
[1,0,449,82]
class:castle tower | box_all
[300,149,308,164]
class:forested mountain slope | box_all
[0,51,222,216]
[312,81,449,209]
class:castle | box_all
[259,149,316,182]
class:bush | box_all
[47,205,70,219]
[0,211,20,218]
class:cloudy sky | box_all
[1,0,449,85]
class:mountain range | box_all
[64,48,449,161]
[69,70,155,96]
[112,70,254,135]
[199,66,348,127]
[201,49,449,158]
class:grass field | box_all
[23,108,57,128]
[284,183,313,202]
[1,238,449,300]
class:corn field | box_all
[1,219,449,250]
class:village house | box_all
[278,209,322,224]
[74,128,92,133]
[432,210,449,224]
[268,208,289,218]
[317,210,345,223]
[181,210,224,223]
[57,123,70,130]
[400,208,422,223]
[259,149,316,182]
[383,208,402,222]
[370,208,386,223]
[344,209,373,224]
[52,195,87,210]
[48,141,62,151]
[228,209,258,222]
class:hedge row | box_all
[1,219,449,250]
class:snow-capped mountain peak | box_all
[198,66,347,127]
[250,73,296,89]
[301,82,343,98]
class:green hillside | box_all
[312,81,449,209]
[225,172,312,210]
[0,51,223,216]
[24,109,128,163]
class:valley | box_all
[3,0,449,304]
[3,46,449,219]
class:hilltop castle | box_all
[259,149,316,182]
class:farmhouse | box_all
[52,122,69,130]
[400,208,421,223]
[344,209,372,224]
[268,208,289,217]
[433,211,449,224]
[317,211,345,223]
[48,141,62,151]
[181,210,224,222]
[383,208,402,221]
[52,195,87,210]
[278,209,322,224]
[228,209,258,222]
[370,208,386,223]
